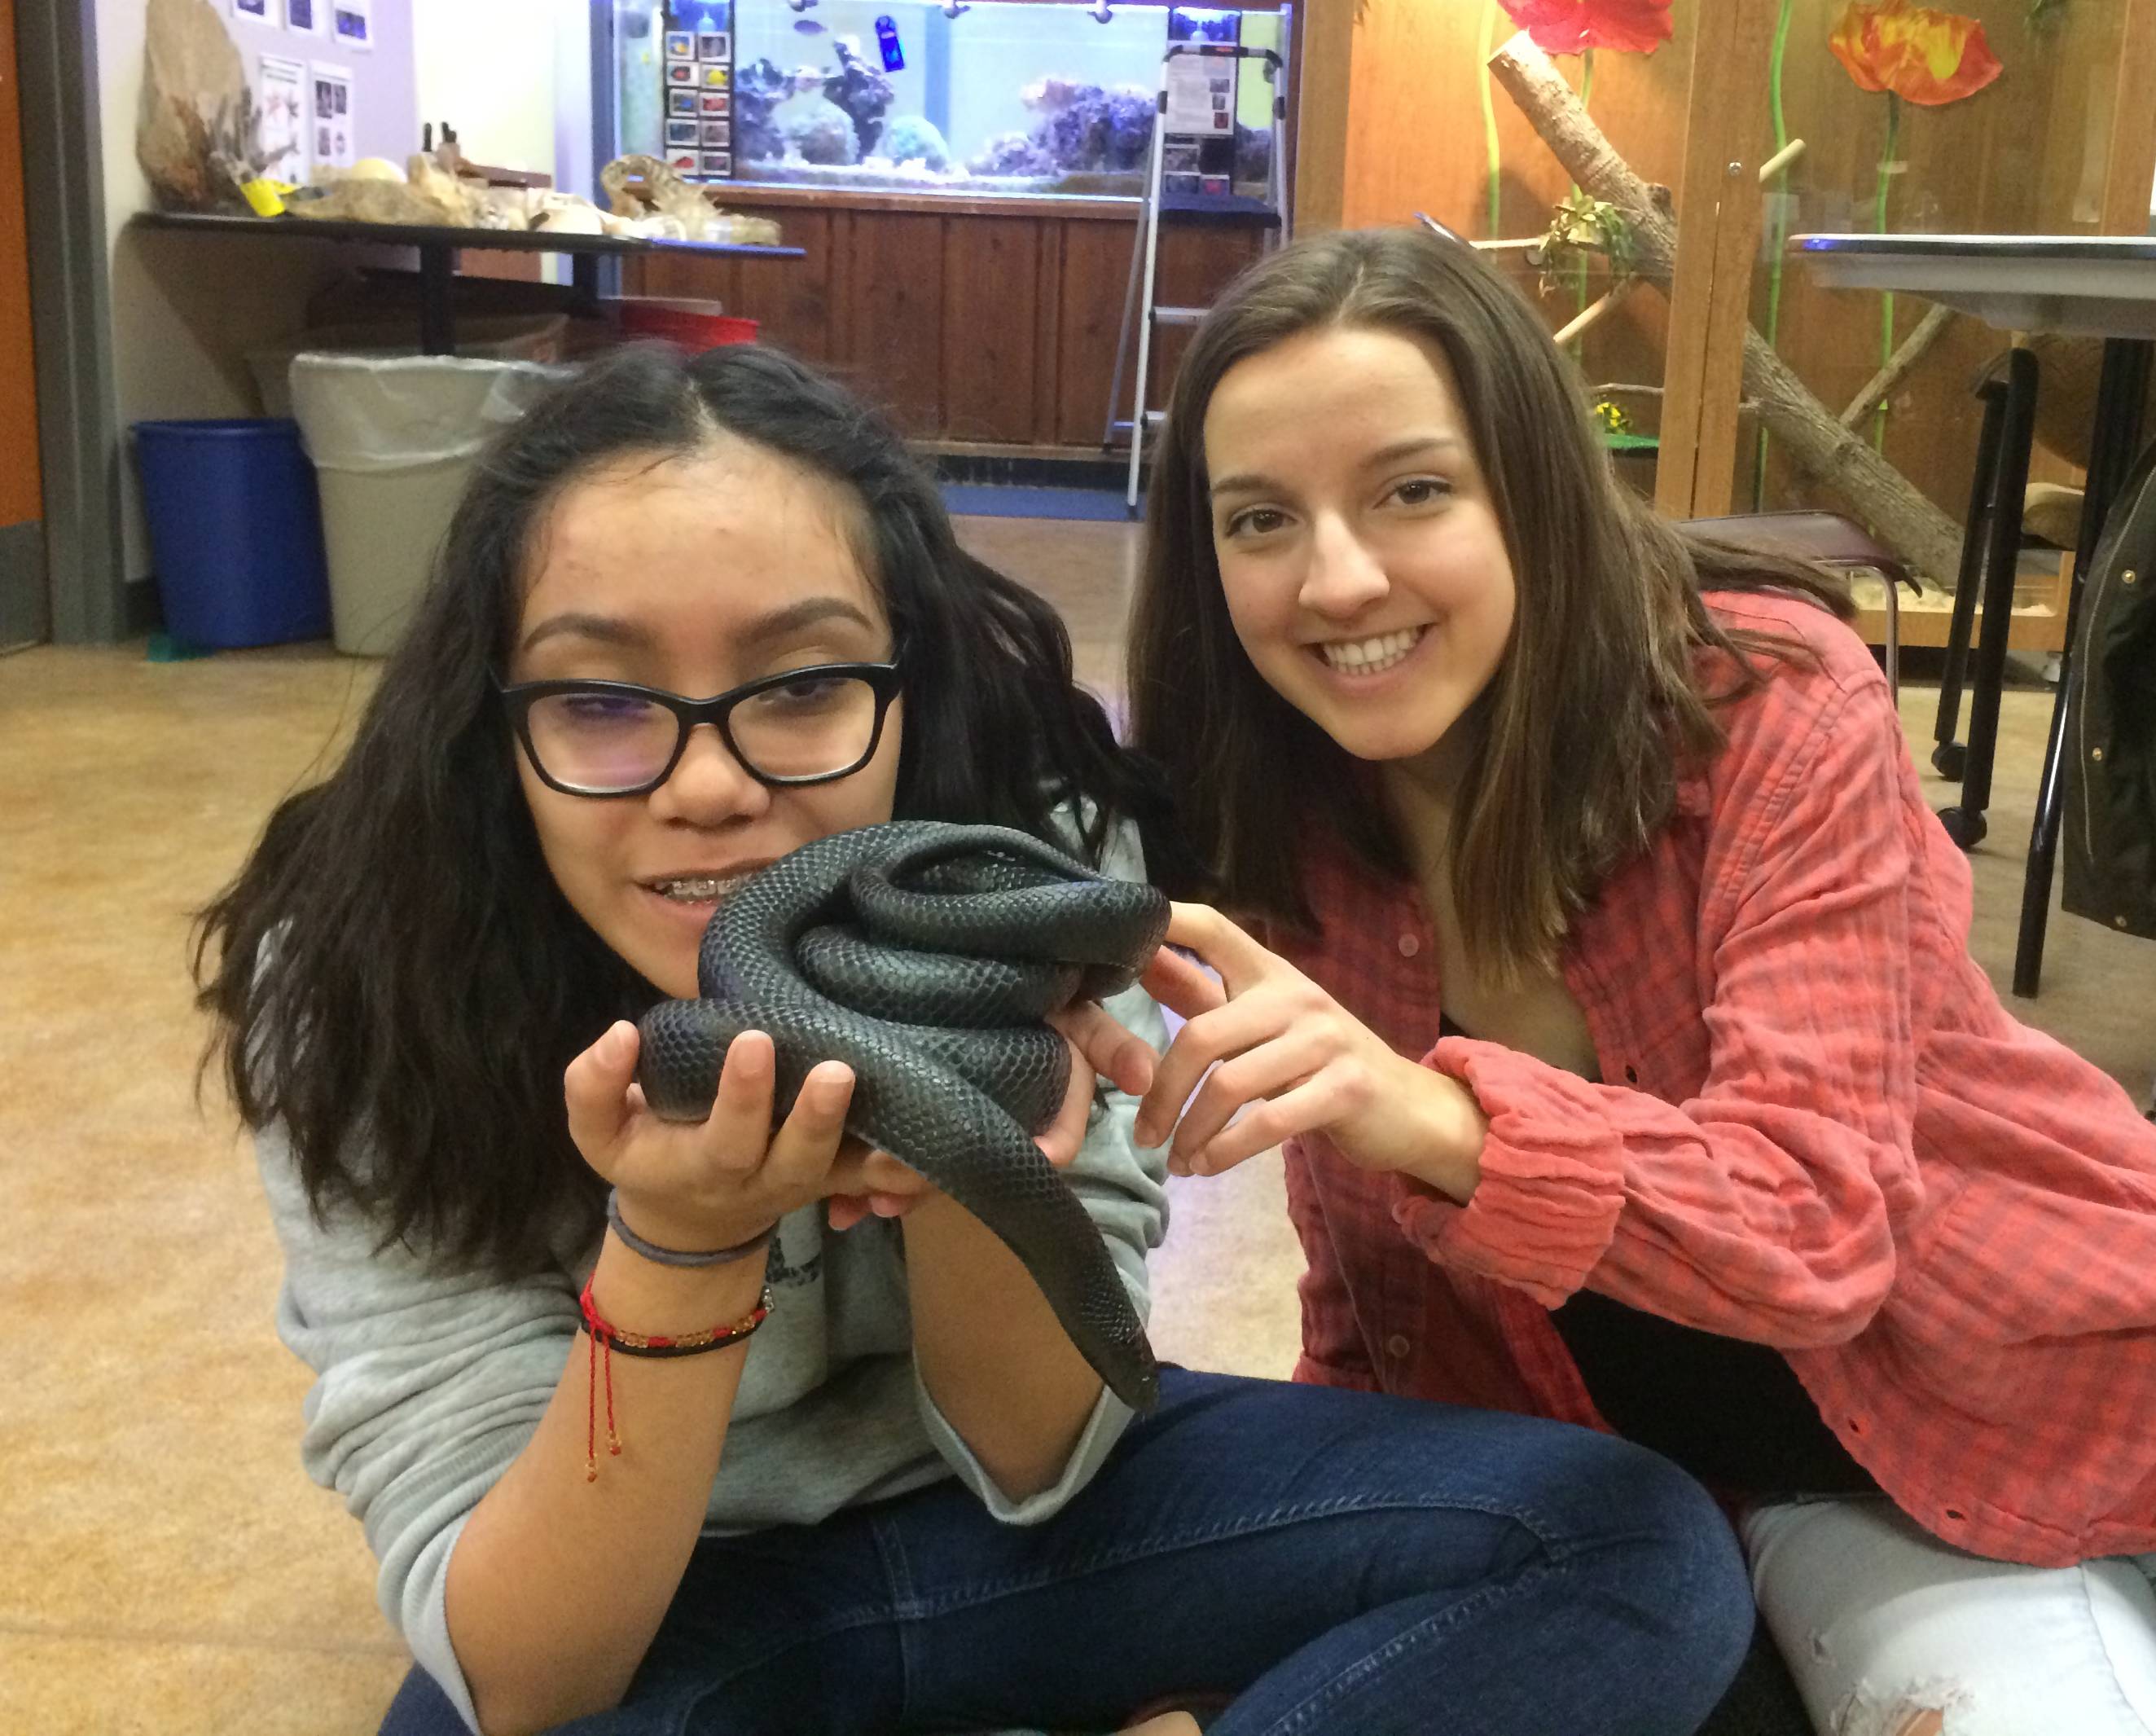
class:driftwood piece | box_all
[1489,34,1964,582]
[1838,302,1956,429]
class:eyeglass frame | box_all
[494,659,905,798]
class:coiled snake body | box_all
[636,820,1170,1411]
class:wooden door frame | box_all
[1653,0,1780,520]
[15,0,127,644]
[2101,0,2156,237]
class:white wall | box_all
[411,0,561,182]
[98,0,422,583]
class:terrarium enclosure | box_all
[1313,0,2154,609]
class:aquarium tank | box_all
[610,0,1284,197]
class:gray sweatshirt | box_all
[257,821,1171,1732]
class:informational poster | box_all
[284,0,323,33]
[1164,55,1233,134]
[310,62,355,171]
[257,54,310,182]
[332,0,374,52]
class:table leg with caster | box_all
[1938,347,2038,852]
[1934,377,2008,784]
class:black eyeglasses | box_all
[496,661,903,798]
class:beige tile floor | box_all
[3,514,2151,1734]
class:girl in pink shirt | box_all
[1126,224,2156,1736]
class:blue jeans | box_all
[383,1369,1752,1736]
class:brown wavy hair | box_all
[195,342,1178,1278]
[1126,225,1853,979]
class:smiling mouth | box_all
[647,872,757,903]
[1316,626,1426,676]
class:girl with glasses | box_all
[1124,225,2156,1736]
[196,341,1751,1736]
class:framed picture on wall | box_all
[231,0,272,21]
[700,91,729,116]
[698,33,730,60]
[284,0,323,32]
[332,0,374,51]
[310,63,356,169]
[665,119,700,147]
[701,120,729,147]
[700,152,731,178]
[669,90,699,116]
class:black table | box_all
[1794,233,2156,996]
[130,208,802,356]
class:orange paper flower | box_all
[1500,0,1674,56]
[1829,0,2002,106]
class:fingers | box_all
[1133,991,1303,1149]
[564,1020,642,1160]
[1165,1026,1330,1167]
[762,1060,858,1191]
[1162,901,1268,987]
[702,1029,779,1173]
[1034,1035,1096,1168]
[1139,946,1226,1022]
[1049,1000,1157,1096]
[1174,1073,1354,1177]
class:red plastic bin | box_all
[612,297,759,352]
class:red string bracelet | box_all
[577,1277,773,1482]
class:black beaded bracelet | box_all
[605,1188,775,1269]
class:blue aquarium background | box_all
[613,0,1282,196]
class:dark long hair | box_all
[1127,226,1851,976]
[196,341,1169,1277]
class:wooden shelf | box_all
[1846,557,2073,656]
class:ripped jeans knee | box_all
[1740,1497,2156,1736]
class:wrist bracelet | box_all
[606,1187,775,1268]
[577,1276,774,1483]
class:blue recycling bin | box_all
[133,418,332,648]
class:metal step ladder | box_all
[1103,42,1291,515]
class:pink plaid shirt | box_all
[1262,591,2156,1567]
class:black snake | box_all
[635,820,1170,1411]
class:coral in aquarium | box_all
[1829,0,2002,448]
[878,115,951,172]
[1498,0,1672,55]
[823,37,895,158]
[782,94,859,164]
[733,57,790,160]
[965,131,1056,177]
[1025,79,1155,174]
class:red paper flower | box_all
[1829,0,2002,106]
[1500,0,1675,55]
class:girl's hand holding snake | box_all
[566,1018,859,1253]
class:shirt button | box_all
[1385,1334,1413,1360]
[1397,933,1420,958]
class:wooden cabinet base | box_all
[622,186,1270,449]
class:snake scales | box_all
[635,820,1170,1411]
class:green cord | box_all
[1481,0,1503,238]
[1872,91,1901,453]
[1753,0,1794,509]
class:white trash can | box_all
[288,354,569,657]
